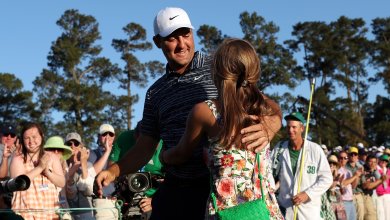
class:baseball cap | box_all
[154,7,194,37]
[44,136,73,160]
[357,142,364,149]
[99,124,115,135]
[348,146,358,154]
[284,112,306,124]
[65,132,83,144]
[379,154,389,162]
[1,124,16,135]
[385,148,390,155]
[358,148,368,155]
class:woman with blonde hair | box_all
[161,38,283,219]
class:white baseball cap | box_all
[154,7,194,37]
[99,124,115,135]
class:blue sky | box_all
[1,1,389,128]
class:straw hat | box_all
[44,136,73,160]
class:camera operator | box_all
[110,121,164,219]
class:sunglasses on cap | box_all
[2,133,16,138]
[101,132,114,137]
[65,140,80,147]
[339,156,349,160]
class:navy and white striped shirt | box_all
[141,52,218,179]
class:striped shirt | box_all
[141,51,218,179]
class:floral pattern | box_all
[204,100,284,220]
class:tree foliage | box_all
[111,22,164,129]
[33,9,120,145]
[370,17,390,93]
[0,73,36,125]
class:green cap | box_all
[44,136,73,160]
[380,154,389,162]
[284,112,306,124]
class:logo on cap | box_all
[169,15,179,20]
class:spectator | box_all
[95,7,281,220]
[361,155,382,220]
[376,154,390,220]
[89,124,117,219]
[275,112,332,219]
[338,151,362,220]
[43,136,73,220]
[10,122,65,220]
[322,155,342,220]
[0,124,20,178]
[359,148,368,167]
[346,146,365,220]
[65,132,95,220]
[89,124,115,196]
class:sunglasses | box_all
[101,132,114,137]
[329,162,338,166]
[65,140,80,147]
[2,133,16,138]
[349,153,358,156]
[339,156,349,160]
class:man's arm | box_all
[95,134,159,196]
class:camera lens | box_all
[127,173,150,193]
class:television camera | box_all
[113,172,163,220]
[0,175,30,194]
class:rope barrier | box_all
[0,199,124,220]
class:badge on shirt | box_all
[307,165,316,174]
[39,184,49,191]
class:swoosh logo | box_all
[169,15,179,20]
[194,75,203,81]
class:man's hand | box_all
[292,192,310,206]
[240,114,281,153]
[79,146,89,162]
[2,144,12,158]
[139,197,152,213]
[95,169,117,198]
[241,116,269,153]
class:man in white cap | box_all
[89,124,116,196]
[96,7,282,219]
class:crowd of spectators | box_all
[0,122,158,220]
[321,143,390,220]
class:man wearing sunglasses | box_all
[346,146,365,220]
[338,150,362,220]
[0,124,19,177]
[89,124,116,197]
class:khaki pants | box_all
[353,193,364,220]
[363,194,377,220]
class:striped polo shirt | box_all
[141,51,218,179]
